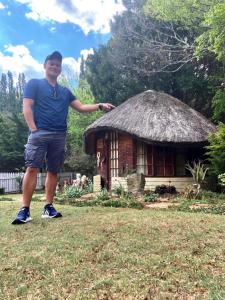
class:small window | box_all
[137,142,148,175]
[110,132,119,177]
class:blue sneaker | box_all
[41,204,62,219]
[12,207,32,225]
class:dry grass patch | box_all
[1,201,225,299]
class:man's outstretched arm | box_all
[70,99,115,112]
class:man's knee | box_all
[26,167,39,176]
[47,171,58,177]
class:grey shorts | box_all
[24,129,66,173]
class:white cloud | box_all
[62,48,94,81]
[80,48,94,60]
[0,45,43,80]
[0,2,5,9]
[0,45,94,82]
[14,0,125,34]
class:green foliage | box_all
[142,0,225,120]
[0,72,27,170]
[0,72,26,113]
[63,185,84,199]
[86,45,147,106]
[211,88,225,121]
[0,113,28,170]
[84,2,216,118]
[207,123,225,176]
[96,189,110,201]
[144,192,159,202]
[65,79,100,175]
[57,179,93,200]
[56,186,143,209]
[218,173,225,187]
[196,3,225,61]
[63,195,143,209]
[185,160,209,186]
[143,0,216,27]
[112,184,125,196]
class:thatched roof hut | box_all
[84,90,217,154]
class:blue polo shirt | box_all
[24,78,76,132]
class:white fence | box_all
[0,172,75,193]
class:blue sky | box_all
[0,0,125,81]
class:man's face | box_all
[44,59,62,78]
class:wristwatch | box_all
[98,103,103,111]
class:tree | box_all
[85,2,217,117]
[143,0,225,121]
[0,113,28,170]
[86,45,149,106]
[16,73,26,113]
[64,79,101,176]
[0,72,27,170]
[7,71,16,112]
[0,73,7,112]
[0,72,26,113]
[207,123,225,176]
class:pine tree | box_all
[7,71,16,113]
[16,73,26,113]
[0,73,7,112]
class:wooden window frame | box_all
[110,132,119,177]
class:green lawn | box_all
[1,200,225,299]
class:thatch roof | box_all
[84,90,217,154]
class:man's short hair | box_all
[45,51,62,63]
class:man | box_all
[12,51,114,225]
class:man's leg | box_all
[12,130,47,224]
[42,171,62,218]
[45,171,58,205]
[41,133,65,218]
[22,167,39,207]
[12,167,38,224]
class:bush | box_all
[57,179,93,200]
[166,185,177,194]
[64,185,84,199]
[0,188,5,195]
[144,192,159,202]
[96,189,110,201]
[154,185,176,194]
[112,184,125,196]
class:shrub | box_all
[96,188,110,201]
[185,160,208,188]
[207,123,225,177]
[64,185,84,198]
[154,185,176,194]
[112,184,125,196]
[166,185,177,194]
[144,192,159,202]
